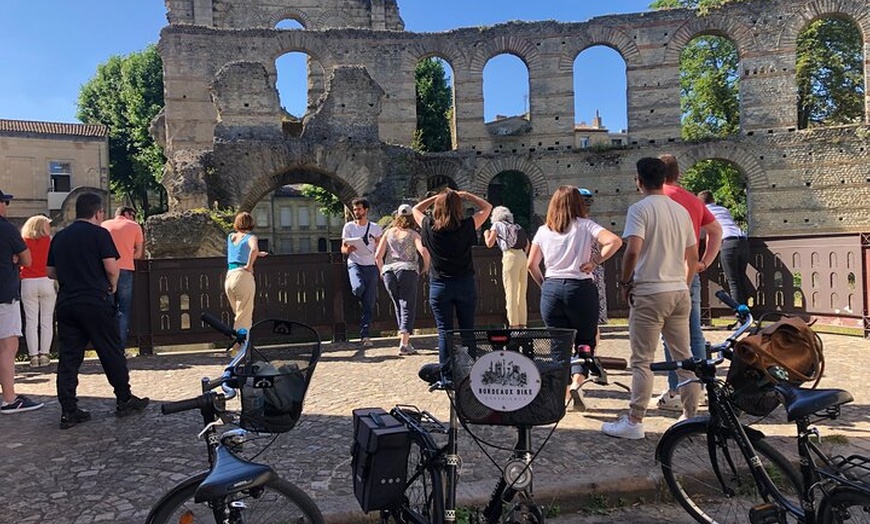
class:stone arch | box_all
[240,165,357,213]
[472,158,548,198]
[272,32,332,66]
[406,41,469,73]
[777,0,870,49]
[316,10,354,30]
[412,158,470,196]
[268,9,314,29]
[663,16,757,64]
[679,143,767,190]
[558,26,641,72]
[470,35,542,75]
[55,186,109,229]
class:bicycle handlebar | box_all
[161,392,214,415]
[650,359,697,373]
[201,312,238,339]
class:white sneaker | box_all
[602,415,645,440]
[29,356,41,368]
[398,344,418,356]
[361,338,373,347]
[38,354,51,367]
[654,389,682,412]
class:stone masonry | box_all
[151,0,870,256]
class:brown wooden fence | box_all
[119,232,869,354]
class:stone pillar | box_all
[192,0,213,26]
[626,64,681,143]
[740,53,797,133]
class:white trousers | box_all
[21,277,57,356]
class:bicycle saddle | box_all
[418,363,441,386]
[194,445,277,502]
[775,384,854,421]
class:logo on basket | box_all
[470,351,541,412]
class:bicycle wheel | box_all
[388,430,445,524]
[820,487,870,523]
[659,421,802,524]
[147,472,324,524]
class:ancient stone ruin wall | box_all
[155,0,870,247]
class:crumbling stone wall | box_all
[151,0,870,258]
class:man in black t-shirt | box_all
[47,193,149,429]
[0,189,43,415]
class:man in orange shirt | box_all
[101,206,144,357]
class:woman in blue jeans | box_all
[412,190,492,378]
[527,186,622,410]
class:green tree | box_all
[300,185,345,217]
[413,58,453,153]
[77,45,166,215]
[651,0,744,223]
[487,171,532,229]
[796,17,865,129]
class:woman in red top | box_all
[20,215,56,368]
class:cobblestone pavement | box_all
[2,328,868,523]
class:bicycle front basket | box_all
[234,319,322,433]
[448,328,574,426]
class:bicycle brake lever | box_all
[197,420,224,440]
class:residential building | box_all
[574,111,628,149]
[0,119,109,225]
[252,185,345,254]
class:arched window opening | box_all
[426,175,458,195]
[679,34,740,140]
[252,184,345,255]
[413,57,454,152]
[797,17,865,129]
[483,54,530,133]
[275,50,325,137]
[683,159,747,227]
[573,46,628,149]
[486,171,533,230]
[276,18,305,30]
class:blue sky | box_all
[0,1,651,131]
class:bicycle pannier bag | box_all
[351,408,411,513]
[727,316,825,416]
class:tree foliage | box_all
[413,58,453,153]
[300,185,345,218]
[487,171,533,230]
[77,45,166,215]
[796,17,865,129]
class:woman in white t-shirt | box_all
[527,186,622,409]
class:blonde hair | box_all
[391,214,413,229]
[21,215,51,240]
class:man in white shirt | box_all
[602,157,700,440]
[699,190,750,306]
[341,198,382,346]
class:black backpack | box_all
[506,223,528,250]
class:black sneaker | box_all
[60,408,92,429]
[0,395,44,414]
[116,395,150,418]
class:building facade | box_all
[0,119,109,225]
[251,185,345,254]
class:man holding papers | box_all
[341,198,382,347]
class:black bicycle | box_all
[145,313,325,524]
[654,291,869,523]
[355,328,575,524]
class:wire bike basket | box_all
[448,328,574,426]
[233,319,322,433]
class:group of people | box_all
[338,153,747,441]
[0,191,149,430]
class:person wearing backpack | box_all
[484,206,529,328]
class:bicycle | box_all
[653,291,868,524]
[145,312,325,524]
[353,328,575,524]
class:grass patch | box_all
[822,433,850,445]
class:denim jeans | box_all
[539,278,598,375]
[115,270,134,350]
[348,263,379,339]
[720,236,750,306]
[663,273,706,391]
[428,277,476,373]
[383,270,418,334]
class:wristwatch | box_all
[618,280,634,289]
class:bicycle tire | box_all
[820,486,870,523]
[386,429,445,524]
[147,471,325,524]
[659,420,802,524]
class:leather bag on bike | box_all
[727,316,825,416]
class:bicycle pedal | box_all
[749,502,787,524]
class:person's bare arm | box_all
[16,248,31,268]
[374,232,388,275]
[580,229,622,273]
[103,257,120,293]
[245,235,261,271]
[685,242,700,286]
[526,243,544,288]
[458,191,493,229]
[699,220,722,272]
[46,266,57,280]
[483,228,498,248]
[133,227,145,260]
[415,235,430,274]
[412,195,438,228]
[619,235,642,300]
